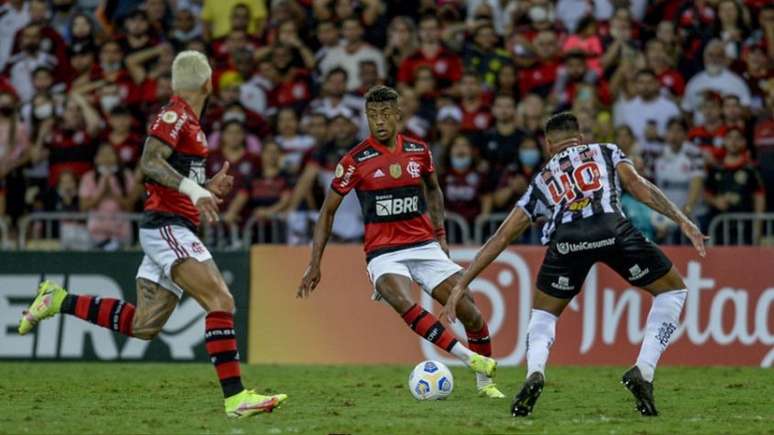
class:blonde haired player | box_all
[18,51,288,418]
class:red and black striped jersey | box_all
[331,134,435,261]
[143,96,208,229]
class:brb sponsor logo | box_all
[375,194,419,217]
[556,238,614,255]
[419,249,774,367]
[0,274,206,360]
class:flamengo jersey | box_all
[143,96,208,228]
[331,134,435,261]
[516,142,632,244]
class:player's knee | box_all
[131,319,163,340]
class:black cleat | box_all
[621,366,659,416]
[511,372,544,417]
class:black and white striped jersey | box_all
[515,142,633,244]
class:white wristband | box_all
[178,177,211,204]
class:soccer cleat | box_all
[18,280,68,335]
[469,354,497,378]
[225,389,288,418]
[622,366,658,416]
[511,372,544,417]
[478,383,506,399]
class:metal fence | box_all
[6,211,774,250]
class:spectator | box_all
[249,140,292,226]
[458,71,492,134]
[741,44,772,110]
[683,39,752,113]
[0,91,31,219]
[103,107,142,168]
[313,20,341,74]
[431,105,462,170]
[705,127,766,243]
[0,0,30,71]
[98,40,127,84]
[551,50,610,111]
[561,15,603,75]
[67,42,99,91]
[398,87,431,141]
[117,9,157,55]
[723,94,750,134]
[202,0,267,40]
[384,16,417,78]
[440,135,492,227]
[307,68,368,139]
[515,93,545,138]
[275,108,315,176]
[318,17,386,92]
[601,10,640,77]
[688,91,727,165]
[653,118,706,238]
[645,38,685,97]
[20,0,68,70]
[49,0,80,41]
[397,14,463,90]
[170,9,202,48]
[5,24,58,102]
[206,120,257,226]
[46,169,79,213]
[78,144,141,249]
[478,94,526,172]
[494,63,518,98]
[302,112,329,148]
[614,69,681,145]
[518,29,561,97]
[44,92,101,187]
[493,135,542,212]
[463,22,512,88]
[715,0,750,61]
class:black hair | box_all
[365,85,399,105]
[544,112,580,137]
[326,66,348,81]
[666,116,687,130]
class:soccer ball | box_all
[408,360,454,400]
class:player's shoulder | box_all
[400,135,430,154]
[344,139,381,165]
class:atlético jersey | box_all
[331,134,435,261]
[142,96,208,229]
[516,142,632,244]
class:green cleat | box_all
[18,280,67,335]
[478,383,506,399]
[469,354,497,378]
[225,389,288,418]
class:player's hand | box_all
[206,161,234,197]
[297,263,321,298]
[440,284,465,324]
[196,194,222,224]
[680,220,709,257]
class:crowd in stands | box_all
[0,0,772,249]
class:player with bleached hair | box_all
[18,50,288,418]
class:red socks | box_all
[205,311,245,398]
[466,323,492,357]
[402,304,458,352]
[60,294,135,336]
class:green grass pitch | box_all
[1,363,772,434]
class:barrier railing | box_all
[473,213,543,245]
[17,212,144,250]
[444,212,471,245]
[0,216,10,249]
[242,214,288,245]
[707,212,774,246]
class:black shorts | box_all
[536,213,673,299]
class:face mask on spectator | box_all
[97,165,119,175]
[100,95,121,113]
[102,61,121,72]
[706,64,723,75]
[23,43,39,54]
[35,103,54,120]
[0,105,14,117]
[450,155,472,171]
[519,148,541,167]
[223,111,246,124]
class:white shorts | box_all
[136,225,212,298]
[366,242,462,301]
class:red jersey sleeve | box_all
[397,57,415,83]
[423,146,435,175]
[147,108,186,148]
[330,153,360,195]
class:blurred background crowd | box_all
[0,0,772,249]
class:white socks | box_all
[636,289,687,382]
[450,342,475,364]
[526,309,557,378]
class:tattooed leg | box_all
[131,278,179,340]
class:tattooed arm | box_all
[422,171,449,254]
[618,162,707,256]
[140,137,221,223]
